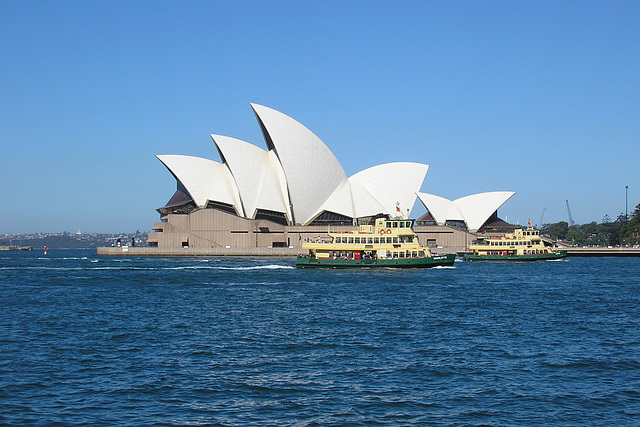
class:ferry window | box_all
[399,222,405,228]
[367,238,373,244]
[393,237,398,243]
[386,221,391,228]
[355,238,360,244]
[412,251,417,258]
[374,237,379,244]
[399,252,405,258]
[392,222,398,228]
[387,237,392,244]
[348,237,354,244]
[418,250,425,258]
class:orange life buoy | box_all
[386,229,391,234]
[379,229,385,234]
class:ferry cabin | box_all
[471,228,554,256]
[304,218,432,261]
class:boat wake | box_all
[217,265,295,271]
[160,265,295,271]
[2,264,295,272]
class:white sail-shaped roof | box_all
[350,162,429,218]
[156,155,243,214]
[312,162,428,220]
[348,179,388,218]
[158,104,441,227]
[445,202,465,222]
[264,151,294,221]
[417,191,515,231]
[211,134,291,221]
[251,103,347,225]
[455,191,515,232]
[314,179,355,218]
[416,193,453,225]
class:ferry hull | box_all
[296,254,455,268]
[465,251,567,262]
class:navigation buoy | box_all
[44,245,48,256]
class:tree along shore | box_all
[541,202,640,247]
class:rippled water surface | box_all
[1,250,639,425]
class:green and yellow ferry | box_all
[466,226,567,261]
[296,217,455,268]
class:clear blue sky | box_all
[1,1,638,233]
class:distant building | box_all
[148,104,513,251]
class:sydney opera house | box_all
[147,104,515,253]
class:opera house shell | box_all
[147,104,514,251]
[416,191,516,233]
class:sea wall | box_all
[97,246,300,257]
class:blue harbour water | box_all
[1,250,639,426]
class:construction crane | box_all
[565,200,575,226]
[539,207,547,228]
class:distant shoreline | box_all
[0,246,32,251]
